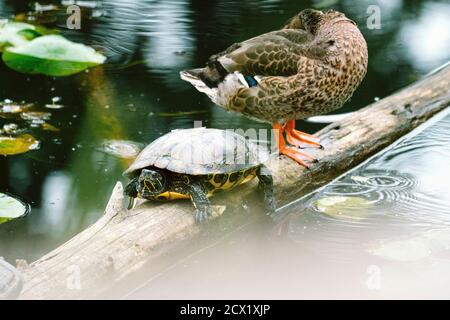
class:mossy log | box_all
[19,63,450,299]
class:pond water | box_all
[119,109,450,300]
[0,0,449,266]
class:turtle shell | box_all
[123,128,269,176]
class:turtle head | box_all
[137,169,167,199]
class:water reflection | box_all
[400,2,450,72]
[274,111,450,272]
[33,171,71,235]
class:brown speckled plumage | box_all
[180,9,368,124]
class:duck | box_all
[180,9,368,168]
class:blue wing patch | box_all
[244,75,258,87]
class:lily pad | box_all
[2,35,106,76]
[0,101,34,118]
[42,123,60,132]
[0,193,30,224]
[0,134,39,155]
[0,21,40,50]
[20,111,51,121]
[99,140,142,159]
[314,196,372,220]
[1,123,20,135]
[1,104,25,114]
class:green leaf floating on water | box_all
[314,196,373,220]
[0,193,30,225]
[0,21,41,50]
[0,134,39,155]
[2,35,106,76]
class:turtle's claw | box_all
[194,208,212,223]
[263,192,277,214]
[127,197,136,210]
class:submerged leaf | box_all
[0,134,39,155]
[45,103,64,109]
[0,193,30,224]
[20,111,51,121]
[0,102,33,117]
[42,123,60,132]
[1,123,20,135]
[350,175,370,184]
[314,196,372,220]
[2,35,106,76]
[99,140,142,159]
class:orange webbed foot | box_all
[273,121,320,169]
[284,120,323,149]
[280,146,317,169]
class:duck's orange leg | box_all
[273,123,314,168]
[284,120,323,149]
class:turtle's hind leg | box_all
[187,181,212,223]
[257,165,277,213]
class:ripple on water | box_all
[276,113,450,262]
[347,169,421,215]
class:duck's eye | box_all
[327,40,336,46]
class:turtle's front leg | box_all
[187,181,212,223]
[257,165,277,213]
[124,177,139,210]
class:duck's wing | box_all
[211,29,312,77]
[180,29,318,115]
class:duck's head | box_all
[284,9,356,35]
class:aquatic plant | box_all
[0,20,105,76]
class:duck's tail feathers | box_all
[180,69,215,97]
[181,69,249,108]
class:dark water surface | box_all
[0,0,449,264]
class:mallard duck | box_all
[180,9,368,168]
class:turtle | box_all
[180,9,368,168]
[123,128,276,222]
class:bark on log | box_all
[19,64,450,299]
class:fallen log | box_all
[19,63,450,299]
